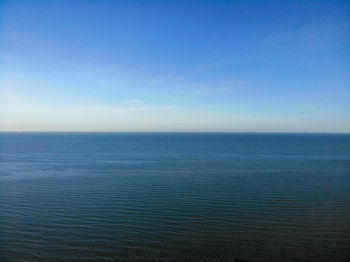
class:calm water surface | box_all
[0,133,349,261]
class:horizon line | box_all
[1,131,349,134]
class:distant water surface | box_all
[0,133,349,261]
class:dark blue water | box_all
[1,133,349,262]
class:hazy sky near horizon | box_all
[1,0,349,132]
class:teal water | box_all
[0,133,349,261]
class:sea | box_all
[0,132,349,262]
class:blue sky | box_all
[1,0,349,132]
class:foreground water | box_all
[0,133,349,261]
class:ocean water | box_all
[0,133,349,262]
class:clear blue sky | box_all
[1,0,349,132]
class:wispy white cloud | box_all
[122,99,142,105]
[146,73,244,98]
